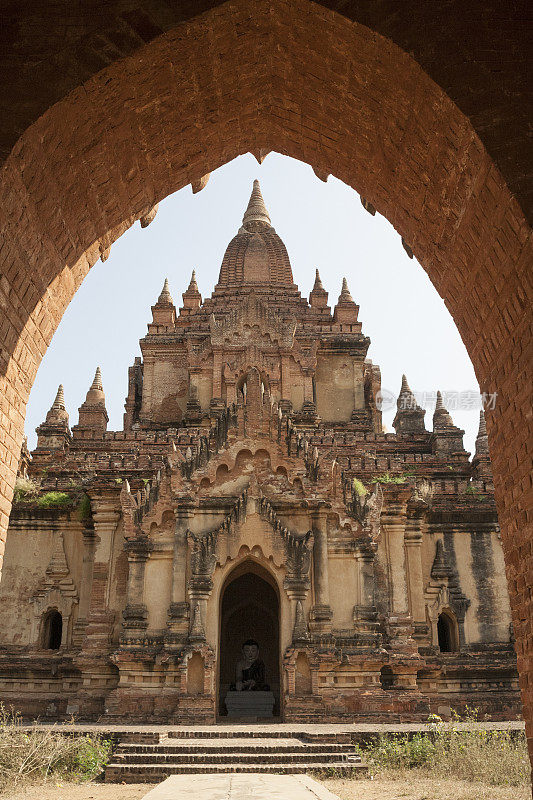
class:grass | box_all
[13,476,39,503]
[364,727,528,785]
[35,491,73,510]
[13,480,90,513]
[77,493,92,521]
[324,776,531,800]
[352,478,368,497]
[465,484,486,501]
[316,710,530,791]
[372,471,415,485]
[0,705,112,794]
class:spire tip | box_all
[242,180,271,229]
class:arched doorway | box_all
[218,563,280,717]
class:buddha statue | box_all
[233,639,269,691]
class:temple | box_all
[0,181,520,723]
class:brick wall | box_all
[0,0,530,764]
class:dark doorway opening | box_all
[437,611,457,653]
[42,610,62,650]
[219,564,280,716]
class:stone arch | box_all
[0,0,530,756]
[217,556,282,613]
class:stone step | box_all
[112,751,361,765]
[116,739,353,755]
[105,761,367,782]
[302,732,352,744]
[164,729,352,741]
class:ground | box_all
[323,776,532,800]
[2,784,153,800]
[3,777,531,800]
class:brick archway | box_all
[0,0,530,758]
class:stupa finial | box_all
[393,373,426,434]
[401,374,411,395]
[313,269,325,291]
[474,409,490,458]
[91,366,103,392]
[338,277,354,303]
[52,384,66,411]
[157,277,173,305]
[433,390,455,429]
[242,180,271,229]
[188,270,199,292]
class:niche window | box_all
[41,609,62,650]
[437,611,458,653]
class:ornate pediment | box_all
[30,531,79,645]
[425,538,470,621]
[209,293,297,350]
[32,531,78,604]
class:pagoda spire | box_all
[85,367,105,405]
[309,268,329,309]
[73,367,108,435]
[393,374,426,434]
[52,384,66,411]
[433,390,455,429]
[242,179,271,229]
[333,276,359,324]
[150,277,176,330]
[157,277,173,306]
[182,269,202,310]
[36,383,71,450]
[90,366,103,393]
[430,389,466,456]
[188,270,199,293]
[398,375,420,411]
[476,409,489,452]
[339,277,354,303]
[401,374,411,395]
[472,409,492,480]
[313,269,324,292]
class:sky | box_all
[25,152,483,455]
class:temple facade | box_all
[0,182,520,723]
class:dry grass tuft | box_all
[0,705,112,795]
[363,711,530,787]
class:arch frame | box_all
[0,0,529,757]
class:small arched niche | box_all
[187,652,205,695]
[41,609,62,650]
[437,610,459,653]
[215,464,230,485]
[380,665,395,690]
[294,652,312,696]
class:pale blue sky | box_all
[25,153,482,454]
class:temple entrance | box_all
[218,563,280,717]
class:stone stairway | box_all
[105,729,367,782]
